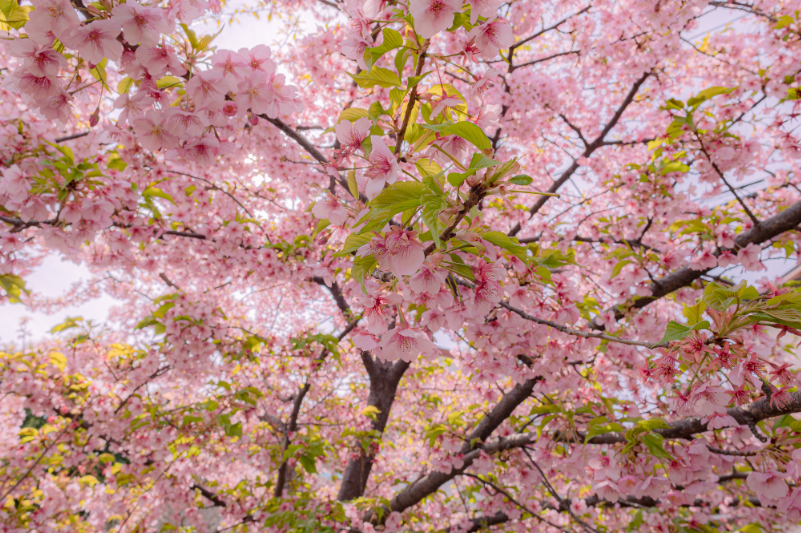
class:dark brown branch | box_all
[508,70,651,236]
[262,115,369,204]
[518,234,661,253]
[362,376,542,525]
[553,390,801,445]
[55,131,91,143]
[512,50,580,72]
[337,357,411,501]
[609,197,801,320]
[394,49,428,156]
[507,6,592,57]
[274,318,359,498]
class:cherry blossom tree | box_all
[4,0,801,531]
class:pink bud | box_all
[89,108,100,127]
[223,102,238,117]
[250,114,259,126]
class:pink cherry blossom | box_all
[235,71,276,117]
[187,70,226,107]
[26,0,80,44]
[737,243,765,271]
[135,44,187,78]
[409,0,462,39]
[111,2,171,47]
[364,136,399,198]
[211,49,250,90]
[335,117,371,153]
[132,109,179,151]
[378,327,438,362]
[747,471,789,502]
[238,45,276,74]
[62,19,123,64]
[384,227,426,277]
[312,194,349,226]
[468,18,514,60]
[467,0,502,24]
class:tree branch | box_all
[508,70,651,236]
[362,376,542,525]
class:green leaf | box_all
[395,48,411,74]
[0,274,28,304]
[660,320,709,342]
[421,176,447,248]
[389,88,408,112]
[336,233,372,257]
[422,121,492,151]
[682,300,707,326]
[117,76,134,95]
[642,432,674,460]
[142,187,175,204]
[338,108,369,123]
[687,86,736,108]
[660,161,690,175]
[627,510,644,532]
[156,76,183,89]
[508,175,533,186]
[481,231,528,262]
[357,182,425,234]
[776,15,795,29]
[447,153,500,187]
[352,255,378,292]
[408,71,432,89]
[349,66,402,89]
[585,422,624,443]
[365,28,403,68]
[299,454,318,474]
[609,259,632,279]
[638,417,671,431]
[50,316,83,333]
[416,158,443,177]
[0,0,31,30]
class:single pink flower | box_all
[238,45,276,74]
[132,109,179,151]
[364,136,399,198]
[9,68,58,100]
[236,71,276,117]
[384,227,426,277]
[409,0,462,39]
[111,2,171,47]
[341,35,373,70]
[378,327,438,362]
[312,194,349,226]
[355,291,403,334]
[7,39,67,77]
[335,117,371,153]
[135,45,187,78]
[187,70,226,107]
[467,0,502,24]
[737,243,765,271]
[39,89,73,123]
[409,260,448,295]
[770,385,794,409]
[468,18,514,59]
[62,19,122,64]
[27,0,80,44]
[212,49,250,91]
[166,109,205,138]
[747,471,788,502]
[180,137,220,166]
[114,91,154,126]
